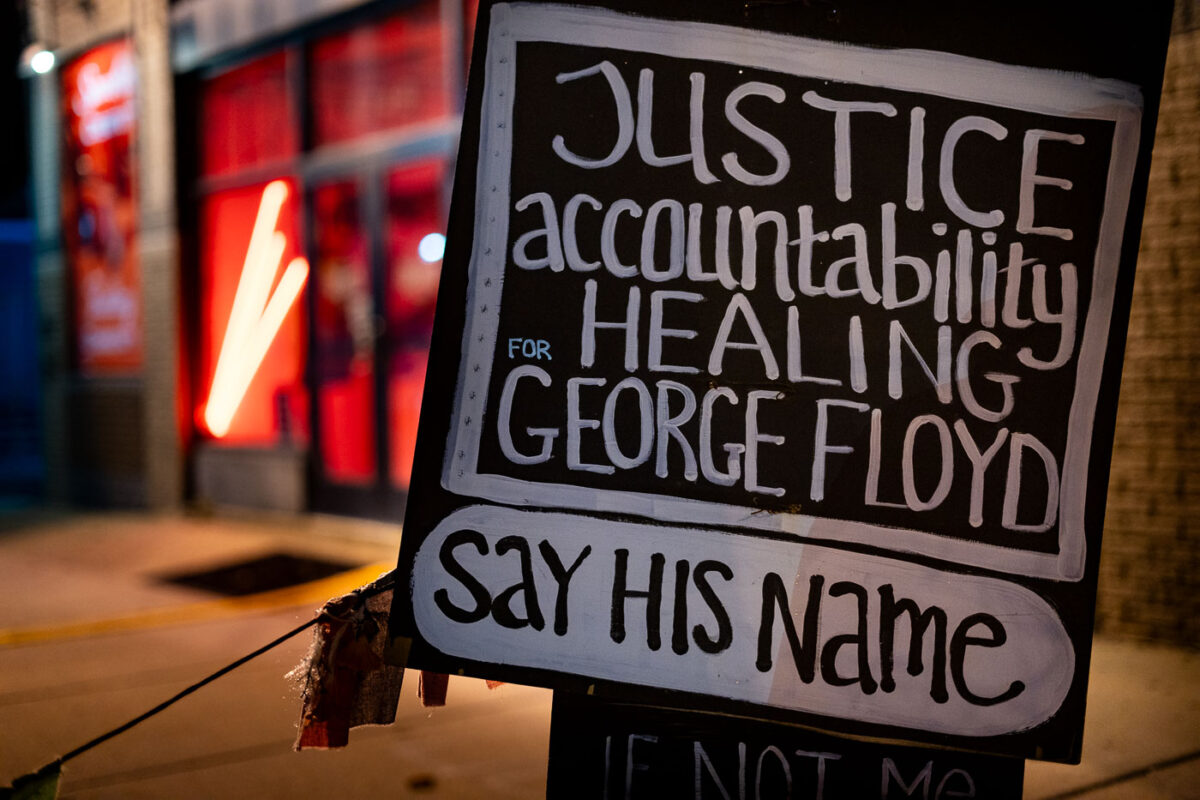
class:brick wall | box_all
[133,0,185,508]
[42,0,133,56]
[1096,10,1200,646]
[68,380,146,505]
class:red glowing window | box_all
[385,160,446,489]
[61,39,143,375]
[200,52,298,177]
[464,0,480,66]
[312,180,377,485]
[309,0,449,146]
[197,179,309,445]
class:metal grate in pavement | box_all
[158,553,359,597]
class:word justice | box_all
[550,59,1087,238]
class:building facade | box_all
[29,0,475,518]
[1095,1,1200,645]
[24,0,1200,646]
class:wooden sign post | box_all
[389,0,1172,769]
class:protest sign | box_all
[390,0,1172,761]
[547,692,1024,800]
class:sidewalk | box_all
[0,509,1196,798]
[0,510,552,799]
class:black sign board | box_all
[548,692,1024,800]
[389,0,1173,762]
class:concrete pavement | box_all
[0,510,1196,798]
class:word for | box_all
[508,337,553,360]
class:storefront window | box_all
[197,179,309,445]
[385,160,445,489]
[309,0,448,146]
[186,5,461,511]
[312,180,377,485]
[61,39,143,375]
[200,52,298,177]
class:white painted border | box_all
[412,505,1077,738]
[444,2,1143,582]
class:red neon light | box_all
[204,180,309,437]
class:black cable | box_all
[9,569,397,784]
[58,615,319,766]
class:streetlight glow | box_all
[418,233,446,263]
[30,50,55,74]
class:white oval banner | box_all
[411,505,1074,737]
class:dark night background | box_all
[0,1,30,220]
